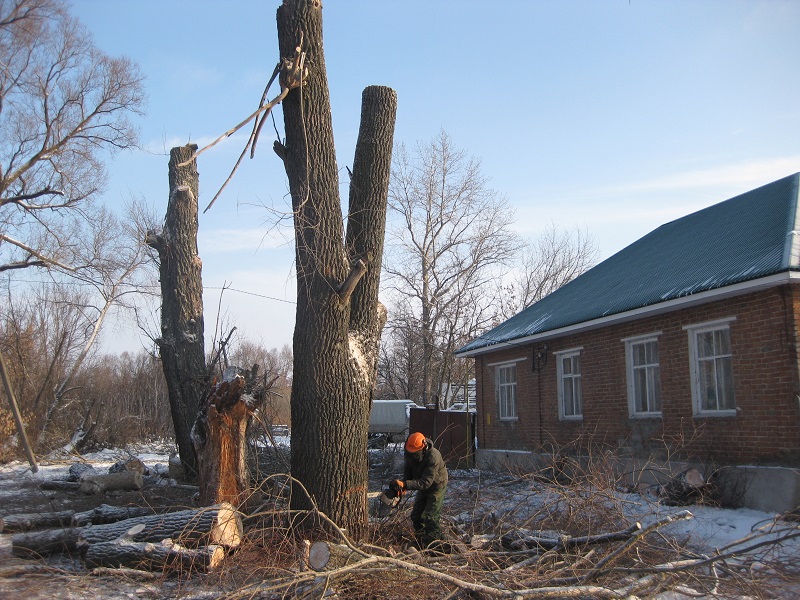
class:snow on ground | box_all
[2,439,797,561]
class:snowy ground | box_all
[1,440,799,598]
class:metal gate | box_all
[408,407,475,468]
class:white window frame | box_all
[684,318,736,417]
[493,361,519,421]
[623,332,662,418]
[555,347,583,420]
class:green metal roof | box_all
[457,172,800,356]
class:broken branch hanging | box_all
[177,35,308,213]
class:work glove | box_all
[390,479,405,497]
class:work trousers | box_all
[410,484,447,548]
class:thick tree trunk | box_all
[146,144,207,480]
[277,0,396,537]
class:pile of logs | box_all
[4,502,242,573]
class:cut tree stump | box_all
[79,471,144,494]
[0,510,75,533]
[661,468,706,506]
[306,540,359,571]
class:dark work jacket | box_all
[403,438,448,492]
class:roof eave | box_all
[455,271,799,358]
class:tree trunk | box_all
[83,537,225,572]
[193,369,264,506]
[277,0,396,537]
[146,144,207,480]
[11,503,241,558]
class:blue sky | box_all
[70,1,800,354]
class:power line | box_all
[7,279,296,305]
[205,286,296,305]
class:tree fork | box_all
[277,0,397,536]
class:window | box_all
[685,319,735,415]
[624,335,662,417]
[495,363,517,420]
[556,348,582,419]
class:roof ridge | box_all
[782,173,800,269]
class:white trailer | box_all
[369,399,416,446]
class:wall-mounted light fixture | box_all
[531,345,549,372]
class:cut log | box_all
[84,536,225,572]
[79,471,144,494]
[39,480,80,492]
[72,504,156,526]
[306,541,358,571]
[12,503,242,558]
[78,503,242,549]
[11,527,82,558]
[661,468,707,506]
[0,509,75,533]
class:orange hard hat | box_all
[406,432,425,453]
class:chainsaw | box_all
[378,480,404,507]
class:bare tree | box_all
[384,131,519,407]
[0,199,154,449]
[276,0,397,536]
[499,223,598,320]
[0,0,145,273]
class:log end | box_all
[209,503,243,548]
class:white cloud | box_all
[601,156,800,196]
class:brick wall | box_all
[474,285,800,466]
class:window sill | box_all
[694,410,737,418]
[629,413,662,420]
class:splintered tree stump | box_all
[0,510,75,533]
[193,369,264,506]
[72,504,156,527]
[79,471,144,494]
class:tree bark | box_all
[0,510,75,533]
[72,504,156,527]
[83,538,225,572]
[78,471,144,495]
[277,0,396,537]
[146,144,207,480]
[11,503,241,558]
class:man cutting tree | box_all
[391,432,449,549]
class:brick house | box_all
[456,173,800,482]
